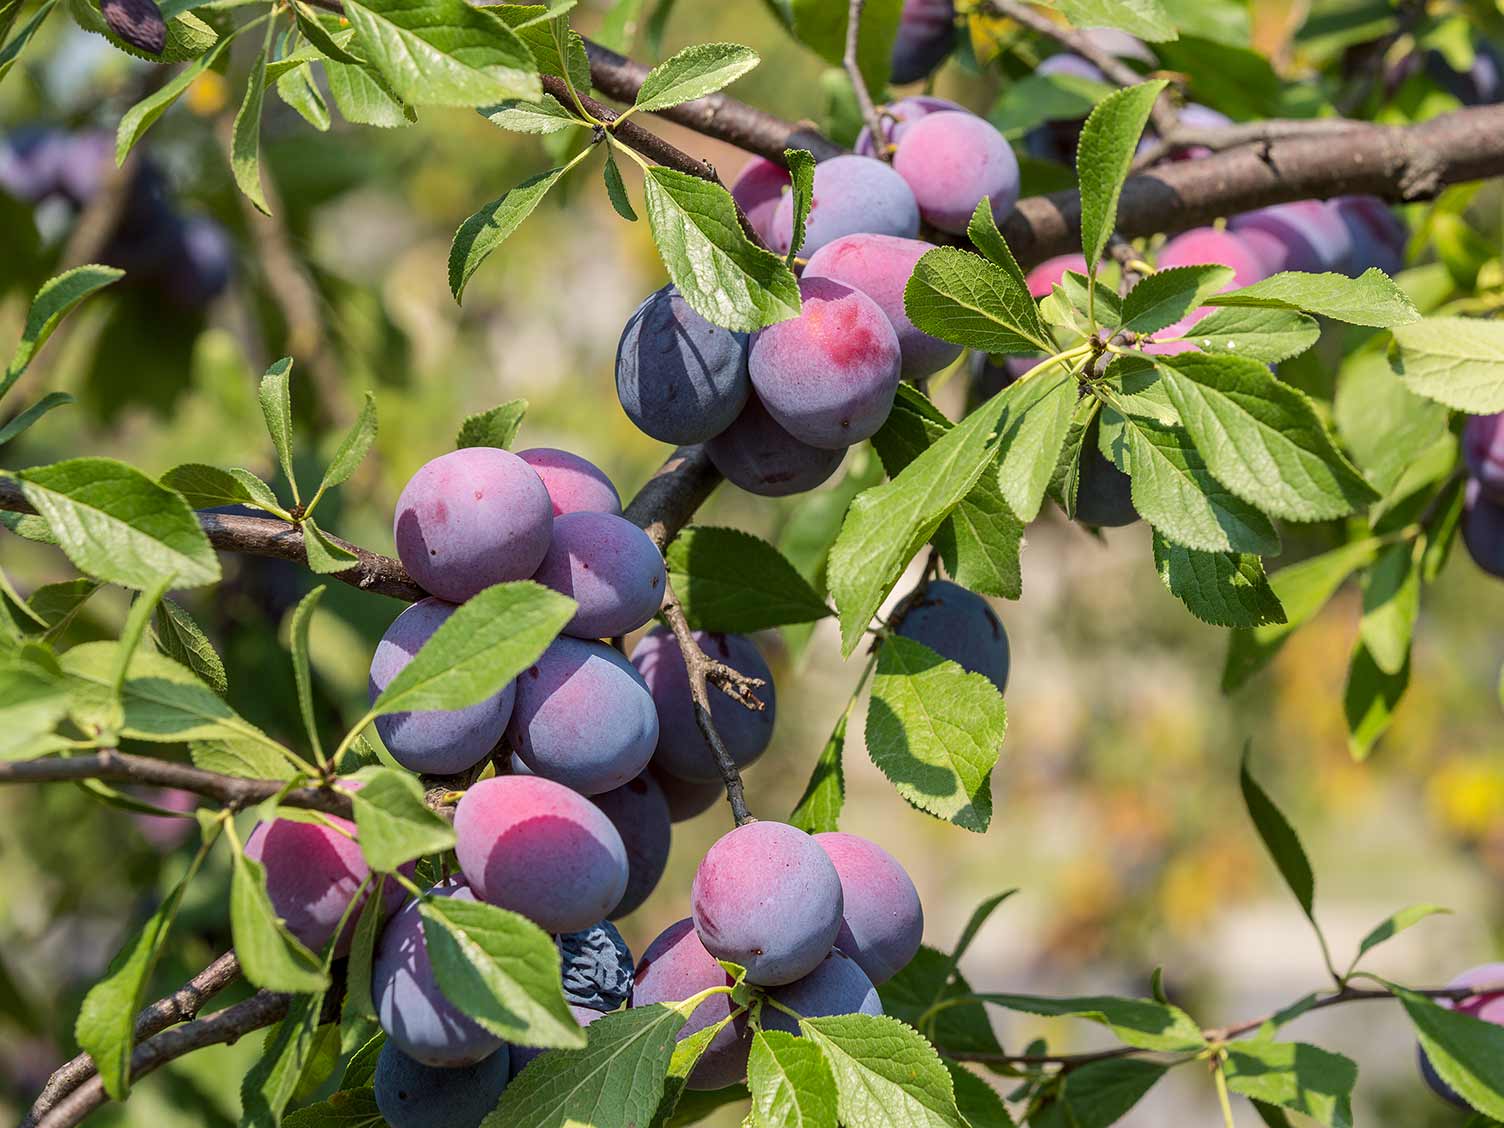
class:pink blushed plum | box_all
[730,157,791,247]
[813,832,924,985]
[630,918,749,1090]
[854,95,967,158]
[1229,200,1354,275]
[516,448,621,516]
[531,511,665,639]
[893,111,1020,234]
[454,775,629,933]
[1026,254,1090,298]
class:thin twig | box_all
[843,0,885,148]
[1131,117,1367,171]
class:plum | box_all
[650,764,725,822]
[507,1006,604,1078]
[761,948,884,1035]
[705,393,847,497]
[630,918,749,1090]
[890,0,956,84]
[854,95,967,158]
[769,155,920,257]
[1229,200,1354,275]
[592,773,673,919]
[516,448,622,516]
[1418,963,1504,1106]
[893,111,1021,234]
[813,832,924,985]
[1329,195,1406,275]
[531,511,665,639]
[893,579,1010,693]
[730,156,792,247]
[1464,413,1504,502]
[1026,253,1090,298]
[373,1042,511,1128]
[1464,479,1504,580]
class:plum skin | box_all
[769,155,920,257]
[729,157,791,247]
[1463,413,1504,502]
[814,832,924,985]
[531,511,665,640]
[1464,480,1504,580]
[370,598,515,775]
[892,111,1021,235]
[632,627,776,782]
[592,773,673,919]
[393,447,554,604]
[650,765,725,822]
[890,0,956,85]
[691,821,844,986]
[760,949,883,1035]
[372,880,507,1067]
[615,286,750,445]
[508,1006,605,1078]
[853,95,966,158]
[894,579,1011,694]
[749,276,902,450]
[516,447,621,516]
[373,1041,511,1128]
[802,234,962,381]
[454,775,629,933]
[705,393,846,497]
[507,636,659,795]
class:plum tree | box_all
[507,636,659,794]
[630,917,749,1090]
[393,447,554,603]
[889,0,956,84]
[373,881,506,1067]
[1418,964,1504,1106]
[760,949,884,1035]
[704,392,847,496]
[508,1007,604,1077]
[244,809,407,956]
[691,821,844,986]
[632,628,776,782]
[373,1042,511,1128]
[531,512,666,639]
[1464,413,1504,499]
[748,276,902,448]
[1463,481,1504,579]
[769,155,920,256]
[516,448,622,516]
[591,773,673,919]
[615,286,751,444]
[853,95,966,157]
[369,598,515,775]
[892,111,1021,234]
[894,579,1011,693]
[453,776,629,932]
[813,832,924,985]
[802,234,963,381]
[729,157,792,247]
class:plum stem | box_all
[843,0,887,153]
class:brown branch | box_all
[1131,117,1367,171]
[21,953,242,1128]
[542,75,720,182]
[621,444,723,552]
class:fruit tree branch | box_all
[844,0,886,147]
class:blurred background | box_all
[1,0,1503,1122]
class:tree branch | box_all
[843,0,885,147]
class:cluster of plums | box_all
[0,127,232,308]
[1463,414,1504,580]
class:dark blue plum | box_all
[1074,444,1139,528]
[1329,195,1406,275]
[890,0,955,84]
[705,393,847,497]
[894,579,1010,693]
[160,215,233,308]
[373,1041,511,1128]
[761,949,883,1035]
[591,773,672,919]
[0,127,65,202]
[508,1006,605,1077]
[1465,480,1504,579]
[616,285,751,444]
[1464,413,1504,502]
[650,764,724,822]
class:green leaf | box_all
[483,1004,685,1127]
[1153,532,1286,629]
[259,358,298,501]
[496,3,590,93]
[994,367,1078,523]
[1358,541,1419,675]
[789,0,901,93]
[160,463,282,514]
[1154,352,1379,521]
[343,0,540,107]
[1223,539,1379,692]
[289,586,324,760]
[788,702,847,834]
[68,0,216,62]
[944,1061,1014,1127]
[0,392,72,446]
[1333,351,1449,496]
[782,148,815,265]
[301,519,360,574]
[456,399,528,448]
[946,891,1016,975]
[1110,413,1281,554]
[242,990,330,1128]
[666,526,830,632]
[1208,269,1420,328]
[4,266,123,392]
[989,70,1115,139]
[1397,983,1504,1118]
[346,766,457,871]
[801,1013,967,1128]
[1223,1041,1357,1128]
[231,847,330,992]
[633,42,758,113]
[1351,904,1449,967]
[326,59,413,127]
[113,575,172,695]
[1058,0,1177,41]
[1050,1058,1167,1127]
[1075,81,1169,272]
[449,167,568,301]
[1343,641,1409,761]
[965,202,1051,348]
[643,166,802,332]
[603,148,637,221]
[113,27,238,163]
[865,635,1005,832]
[1120,265,1234,334]
[880,947,1002,1060]
[975,994,1205,1052]
[0,662,69,760]
[0,0,59,85]
[1241,752,1321,930]
[419,894,587,1049]
[1160,305,1321,364]
[14,458,219,589]
[748,1029,837,1128]
[318,392,378,496]
[903,247,1054,355]
[650,1016,740,1128]
[231,23,273,213]
[192,737,294,780]
[341,881,386,1028]
[368,581,573,717]
[1389,317,1504,413]
[482,91,580,133]
[281,1087,382,1127]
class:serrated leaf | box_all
[1241,753,1320,930]
[866,636,1005,832]
[455,399,528,448]
[326,58,413,127]
[4,266,123,392]
[633,42,759,112]
[160,463,280,514]
[603,148,637,221]
[1058,0,1177,41]
[231,23,273,213]
[259,357,298,500]
[782,147,815,265]
[1351,904,1449,967]
[1333,351,1449,496]
[449,166,568,301]
[880,947,1002,1060]
[318,391,377,496]
[1343,641,1409,761]
[1155,352,1379,521]
[1121,265,1234,334]
[496,3,590,93]
[944,1061,1014,1127]
[242,988,329,1128]
[994,367,1077,523]
[113,27,239,163]
[346,766,456,872]
[788,697,848,834]
[231,847,330,992]
[666,526,830,632]
[369,580,574,716]
[801,1013,967,1128]
[341,884,386,1029]
[292,1,363,62]
[1358,540,1419,675]
[481,91,581,133]
[904,246,1054,355]
[965,202,1050,346]
[192,737,295,780]
[301,519,359,574]
[0,392,72,445]
[1397,983,1504,1118]
[14,458,219,589]
[1162,305,1322,364]
[343,0,540,107]
[1223,1041,1356,1128]
[975,994,1205,1052]
[0,662,69,760]
[281,1086,382,1127]
[1153,532,1286,629]
[1075,81,1169,271]
[1389,317,1504,413]
[1209,269,1420,328]
[0,0,58,84]
[748,1029,837,1128]
[643,166,802,332]
[1051,1057,1166,1127]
